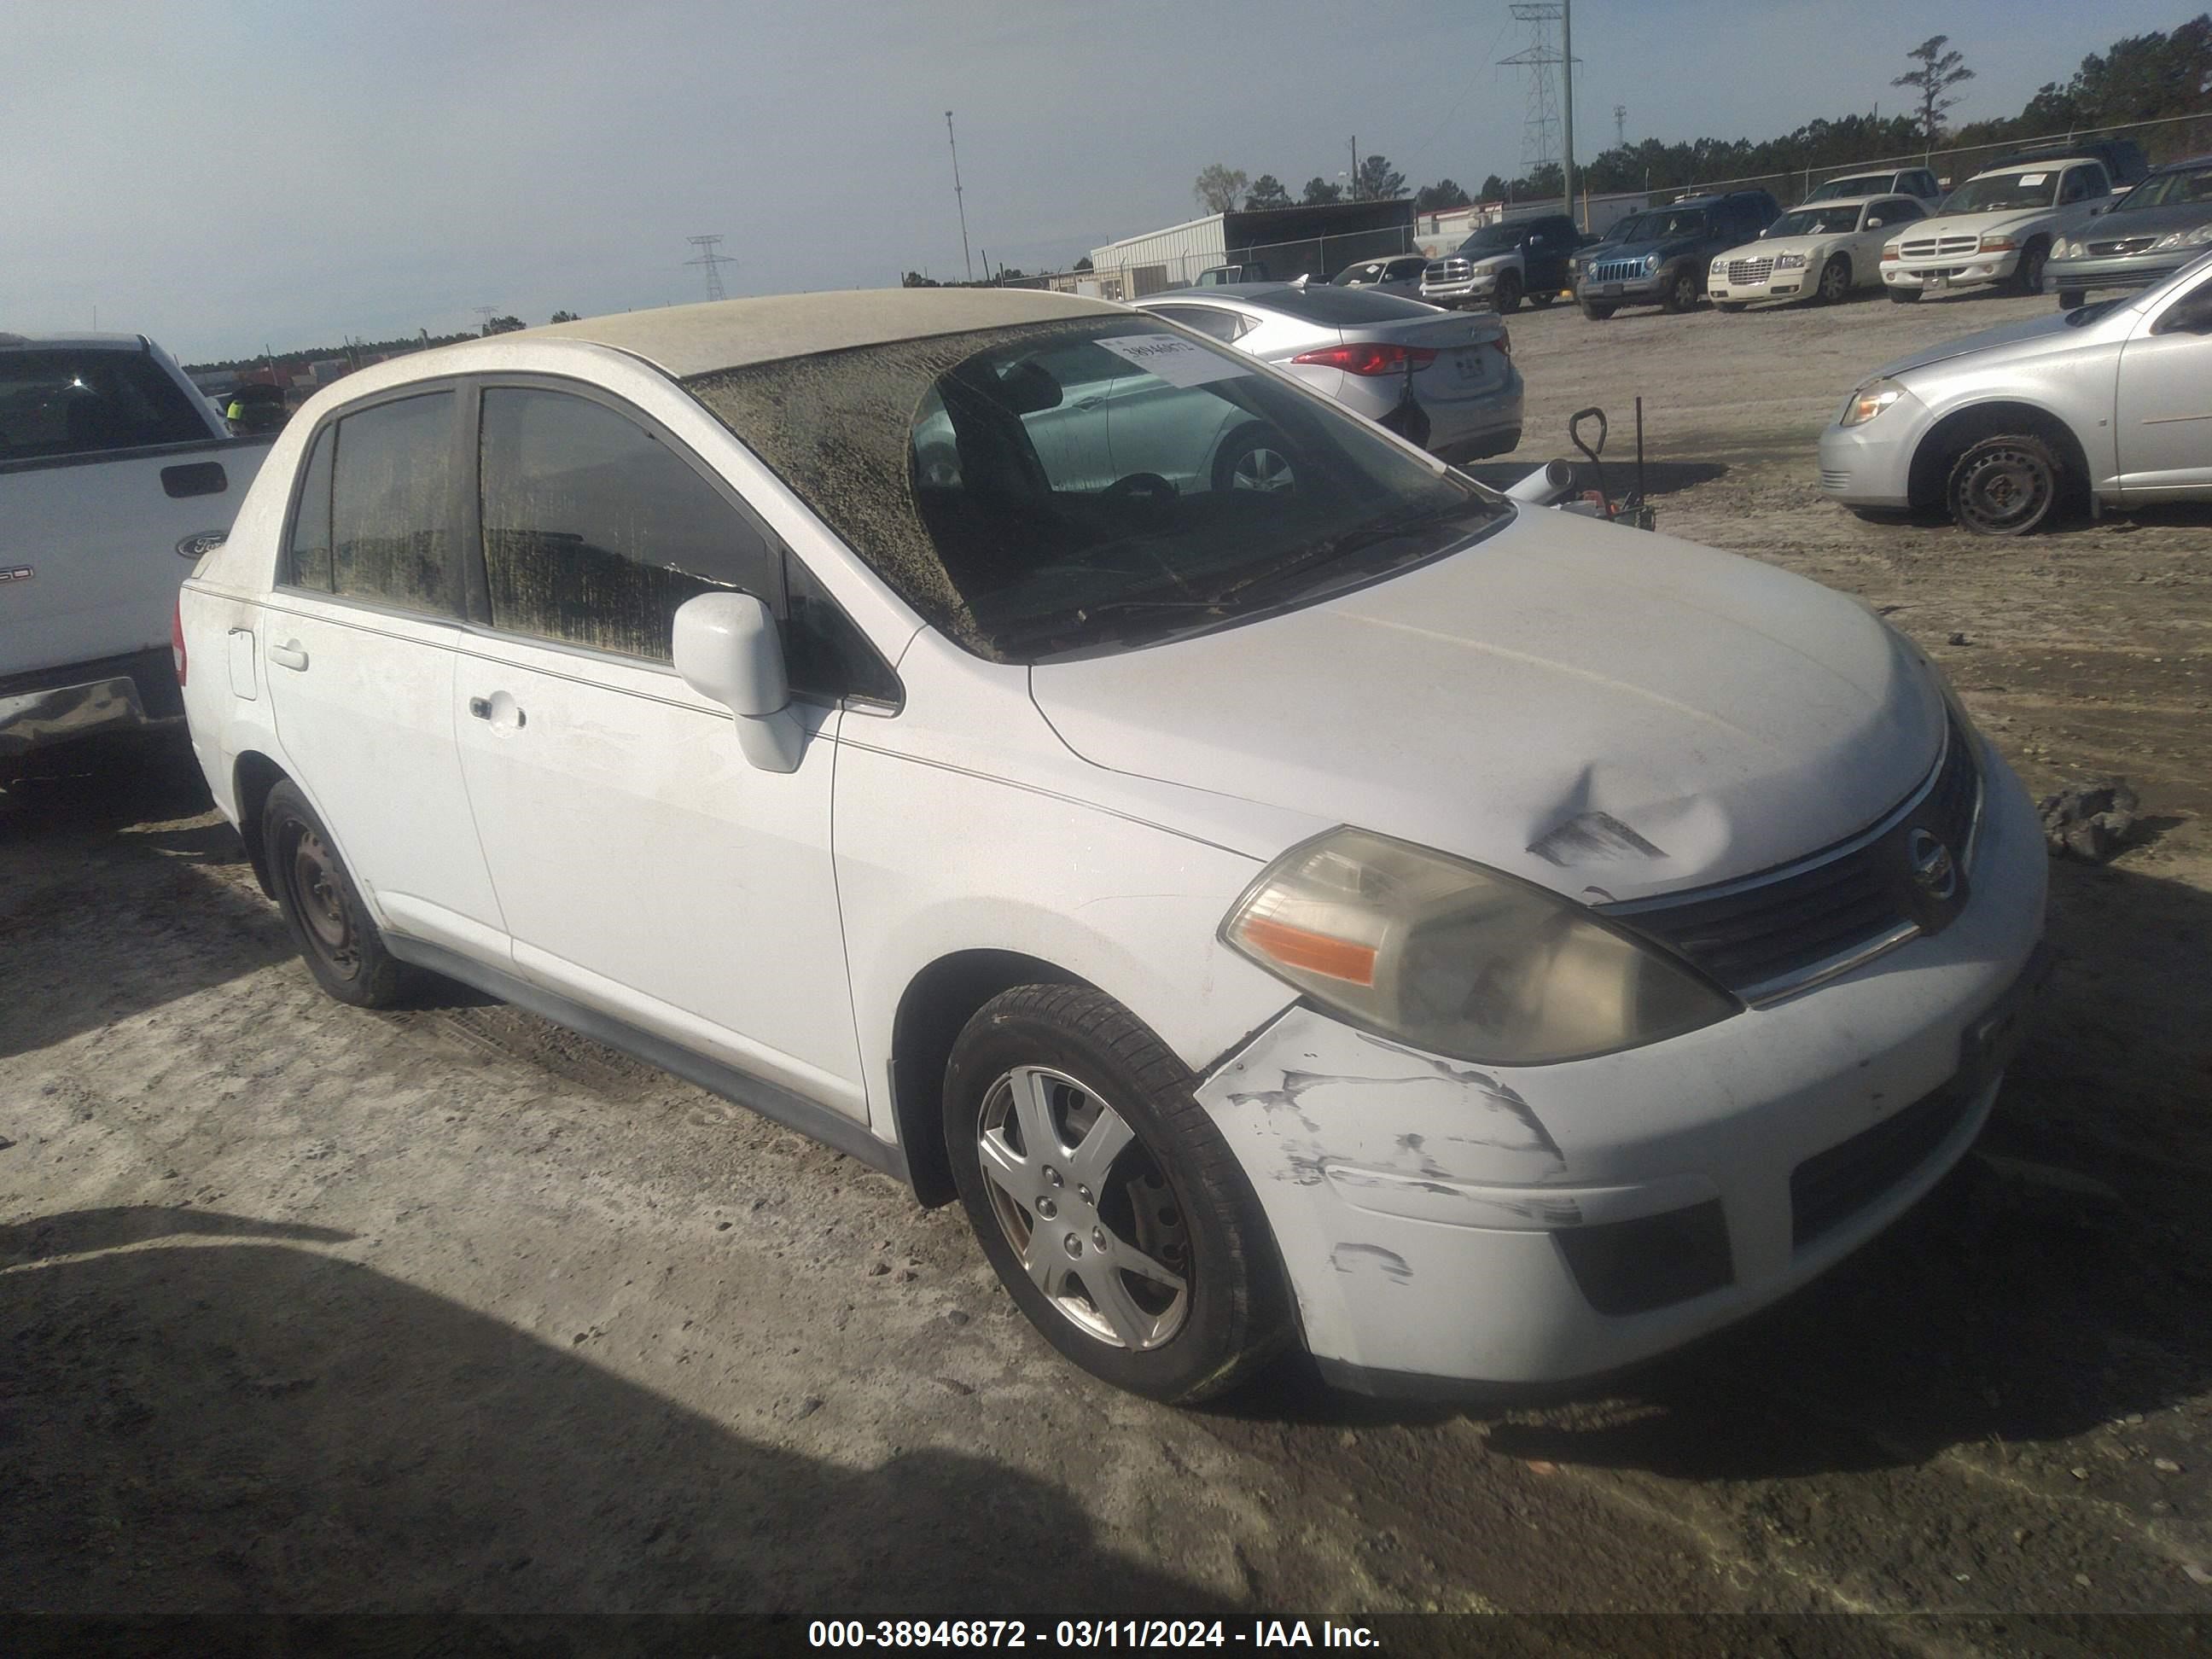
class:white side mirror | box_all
[673,591,803,772]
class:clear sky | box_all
[5,0,2190,360]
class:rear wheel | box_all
[1580,299,1617,321]
[1526,290,1557,309]
[943,986,1287,1403]
[263,779,419,1007]
[1211,425,1295,495]
[1493,271,1523,313]
[1661,267,1701,313]
[1889,288,1923,304]
[1817,254,1852,305]
[1947,434,2062,537]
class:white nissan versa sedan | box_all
[177,290,2047,1403]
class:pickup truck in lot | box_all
[2,332,272,786]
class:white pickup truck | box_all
[2,331,274,784]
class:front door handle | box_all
[269,640,309,671]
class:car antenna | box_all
[1290,272,1311,289]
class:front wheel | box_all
[1947,434,2062,536]
[1580,299,1617,321]
[2014,242,2048,296]
[1661,268,1701,313]
[1212,425,1296,495]
[1714,300,1749,314]
[263,779,421,1007]
[1526,290,1557,308]
[1889,287,1923,304]
[943,985,1287,1403]
[1816,255,1852,305]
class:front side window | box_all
[478,387,777,663]
[2061,166,2107,204]
[329,392,458,616]
[0,348,209,463]
[685,316,1505,664]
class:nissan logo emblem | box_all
[1907,829,1957,899]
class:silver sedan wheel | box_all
[1230,445,1295,492]
[975,1066,1190,1350]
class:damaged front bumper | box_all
[1192,745,2047,1394]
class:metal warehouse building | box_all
[1088,199,1418,300]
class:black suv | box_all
[1571,190,1780,318]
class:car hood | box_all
[1587,236,1697,263]
[1909,205,2058,242]
[2065,201,2212,242]
[1726,233,1840,262]
[1872,308,2090,379]
[1028,510,1943,904]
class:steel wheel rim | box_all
[1959,448,2051,532]
[1230,445,1294,493]
[975,1065,1190,1351]
[288,826,359,972]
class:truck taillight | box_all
[172,597,187,685]
[1291,342,1441,375]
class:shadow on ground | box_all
[0,1205,1225,1615]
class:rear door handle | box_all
[269,640,309,671]
[469,695,525,728]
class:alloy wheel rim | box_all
[1822,262,1848,301]
[975,1065,1190,1350]
[1960,448,2050,531]
[1231,446,1294,492]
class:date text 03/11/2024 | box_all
[807,1620,1382,1649]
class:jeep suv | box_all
[1571,190,1780,318]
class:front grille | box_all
[1901,235,1980,259]
[2087,236,2156,257]
[1425,259,1469,282]
[1586,258,1645,285]
[1727,258,1774,285]
[1607,717,1983,1001]
[1791,1074,1976,1248]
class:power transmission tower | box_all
[684,235,735,301]
[1615,103,1627,147]
[474,306,499,335]
[1500,5,1564,183]
[945,111,974,282]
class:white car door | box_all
[2115,265,2212,498]
[451,382,871,1118]
[263,388,508,960]
[1859,199,1923,284]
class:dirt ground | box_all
[3,284,2209,1640]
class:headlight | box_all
[2151,224,2212,251]
[1642,253,1660,273]
[1978,234,2017,254]
[1221,827,1736,1066]
[1842,376,1907,427]
[1710,258,1727,273]
[2060,239,2085,259]
[1774,253,1808,271]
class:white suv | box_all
[178,291,2047,1402]
[1883,158,2115,300]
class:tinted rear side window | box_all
[0,348,209,463]
[478,387,777,663]
[288,427,335,590]
[1251,285,1441,325]
[330,392,459,616]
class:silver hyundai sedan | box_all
[1134,282,1523,464]
[1818,250,2212,533]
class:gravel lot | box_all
[4,284,2209,1635]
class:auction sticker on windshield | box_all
[2017,173,2046,186]
[1094,334,1250,388]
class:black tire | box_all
[1947,434,2062,536]
[1660,266,1700,313]
[1889,287,1923,304]
[942,984,1288,1403]
[1526,290,1557,308]
[1211,424,1296,495]
[263,778,418,1007]
[1817,254,1852,306]
[1580,299,1617,321]
[2013,241,2048,296]
[2057,288,2087,311]
[1493,271,1523,314]
[1714,300,1749,314]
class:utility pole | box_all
[1348,135,1359,199]
[1561,0,1577,226]
[946,111,974,282]
[1615,104,1627,148]
[684,234,736,300]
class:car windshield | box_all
[1611,209,1708,242]
[1941,171,2063,214]
[1808,175,1890,201]
[684,317,1505,663]
[1331,262,1387,285]
[1768,206,1864,237]
[2111,165,2212,212]
[1453,224,1522,253]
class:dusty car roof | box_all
[529,289,1121,378]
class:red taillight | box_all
[1496,329,1511,359]
[171,597,187,685]
[1291,341,1440,375]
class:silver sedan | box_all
[1134,282,1522,465]
[1818,251,2212,533]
